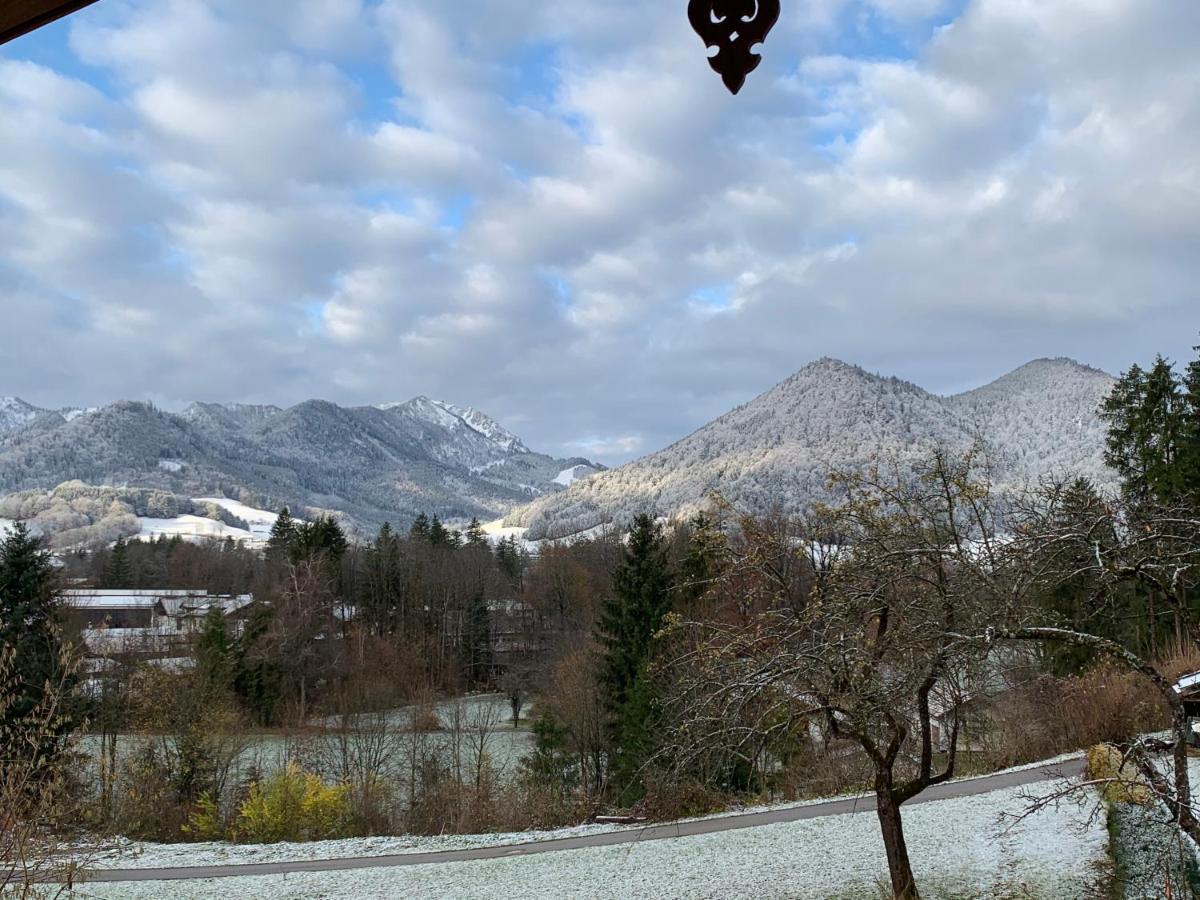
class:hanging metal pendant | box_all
[688,0,781,95]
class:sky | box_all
[1,0,1198,465]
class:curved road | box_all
[83,758,1085,884]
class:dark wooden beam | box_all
[0,0,100,46]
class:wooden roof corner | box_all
[1,1,100,46]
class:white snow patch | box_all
[194,498,280,541]
[135,515,255,545]
[553,465,596,487]
[134,501,281,547]
[75,778,1109,899]
[157,460,184,473]
[0,517,14,537]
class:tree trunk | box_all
[875,772,920,899]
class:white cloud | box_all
[0,0,1197,464]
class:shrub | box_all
[182,793,225,842]
[234,764,352,843]
[638,777,726,821]
[1087,743,1150,806]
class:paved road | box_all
[83,757,1085,884]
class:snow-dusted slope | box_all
[0,397,602,531]
[506,358,1116,541]
[948,358,1114,484]
[0,397,47,435]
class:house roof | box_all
[66,593,165,610]
[1174,671,1200,695]
[65,589,254,615]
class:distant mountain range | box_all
[1,357,1118,544]
[504,358,1117,541]
[0,396,603,532]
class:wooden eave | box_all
[0,0,100,46]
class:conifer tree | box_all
[494,536,524,590]
[362,522,405,635]
[428,516,450,547]
[1102,356,1190,503]
[409,513,431,542]
[291,516,348,564]
[1183,341,1200,491]
[462,588,493,688]
[1036,478,1130,673]
[596,514,674,798]
[465,518,488,548]
[0,522,76,772]
[195,606,233,691]
[267,507,296,563]
[103,536,134,587]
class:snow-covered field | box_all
[135,499,280,547]
[195,498,280,541]
[0,516,13,536]
[75,778,1110,899]
[136,514,258,544]
[78,753,1079,874]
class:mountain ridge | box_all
[0,395,603,533]
[503,357,1117,541]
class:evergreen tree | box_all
[522,710,578,796]
[465,518,488,548]
[232,603,281,727]
[409,513,431,542]
[494,536,524,590]
[1102,356,1191,503]
[266,507,296,563]
[462,588,493,688]
[103,537,134,587]
[1036,478,1130,673]
[291,516,348,564]
[595,514,674,798]
[1183,341,1200,491]
[195,606,233,691]
[428,516,451,547]
[0,522,76,772]
[361,522,405,635]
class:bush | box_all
[182,793,225,842]
[638,777,726,821]
[234,764,352,844]
[1087,743,1150,806]
[979,665,1170,767]
[111,744,188,840]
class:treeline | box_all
[64,510,643,729]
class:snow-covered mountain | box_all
[0,397,48,435]
[504,358,1117,541]
[0,396,602,532]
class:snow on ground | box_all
[481,518,618,552]
[0,517,13,536]
[194,498,280,541]
[480,518,540,552]
[136,515,257,545]
[74,779,1109,899]
[81,755,1082,875]
[82,822,627,872]
[553,465,595,487]
[135,500,280,547]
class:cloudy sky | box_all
[1,0,1197,463]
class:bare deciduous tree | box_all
[662,451,1018,899]
[0,645,85,897]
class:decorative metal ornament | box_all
[688,0,781,95]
